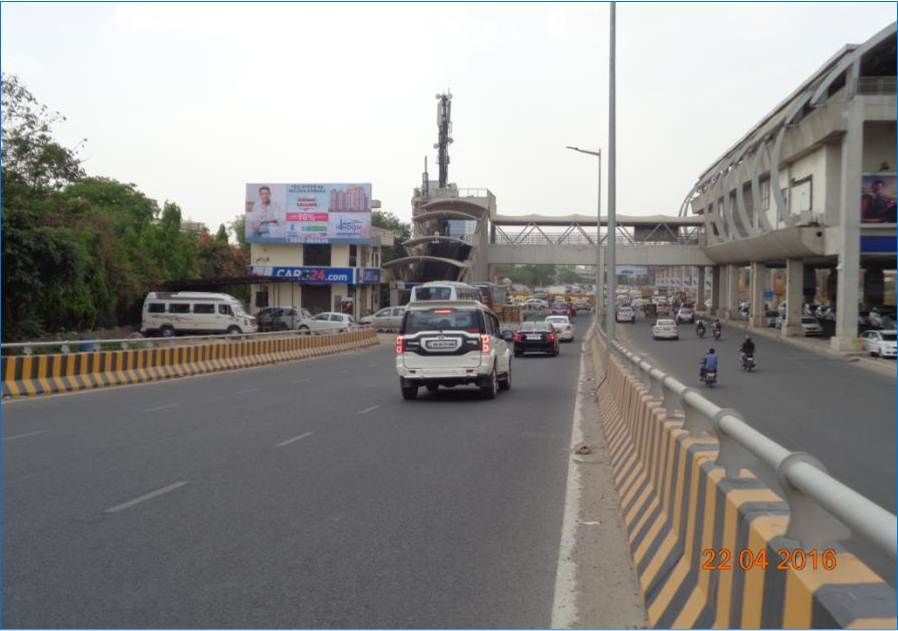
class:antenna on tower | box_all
[422,156,430,200]
[434,92,453,189]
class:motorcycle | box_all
[741,353,755,372]
[696,324,706,338]
[701,367,717,387]
[712,326,721,340]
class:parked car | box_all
[513,320,559,357]
[616,306,636,323]
[256,306,312,332]
[764,310,779,328]
[395,300,512,400]
[800,316,824,337]
[545,315,575,341]
[860,329,897,358]
[297,312,357,333]
[652,318,679,340]
[359,306,405,331]
[141,291,257,337]
[675,306,695,324]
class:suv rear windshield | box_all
[883,333,897,341]
[402,308,484,334]
[415,287,452,301]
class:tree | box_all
[216,224,229,243]
[371,210,411,263]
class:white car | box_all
[359,306,405,331]
[297,312,357,333]
[860,329,897,358]
[141,291,257,337]
[395,300,512,400]
[652,318,679,340]
[545,315,575,341]
[615,306,636,323]
[800,316,823,337]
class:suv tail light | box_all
[547,332,556,342]
[395,337,404,353]
[480,335,491,353]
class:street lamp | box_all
[566,145,603,329]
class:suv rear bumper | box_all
[396,363,489,381]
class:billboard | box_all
[861,174,897,224]
[245,183,372,244]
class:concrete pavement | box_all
[3,337,591,627]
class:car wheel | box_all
[401,381,418,400]
[674,336,679,341]
[227,326,241,335]
[514,351,522,357]
[298,325,310,334]
[425,383,439,393]
[499,363,511,391]
[160,325,175,338]
[480,365,498,400]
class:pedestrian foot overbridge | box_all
[486,212,713,267]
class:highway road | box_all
[3,340,583,628]
[615,316,896,584]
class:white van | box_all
[141,292,257,337]
[410,281,483,303]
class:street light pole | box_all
[565,145,603,330]
[606,1,617,342]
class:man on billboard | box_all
[861,177,897,223]
[248,186,284,238]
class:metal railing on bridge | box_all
[493,226,703,247]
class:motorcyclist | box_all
[695,317,706,335]
[739,335,756,361]
[700,348,719,380]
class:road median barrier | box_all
[2,328,379,399]
[587,326,896,629]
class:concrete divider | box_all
[589,330,896,629]
[2,329,379,399]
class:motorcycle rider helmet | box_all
[708,348,716,354]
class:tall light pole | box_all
[606,1,617,341]
[565,146,603,329]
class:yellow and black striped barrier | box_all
[2,329,379,399]
[590,333,896,629]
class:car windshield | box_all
[883,333,897,341]
[415,287,453,301]
[801,318,817,324]
[520,322,550,332]
[403,308,483,334]
[546,316,569,324]
[656,320,675,326]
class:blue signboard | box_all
[360,268,381,284]
[763,290,774,302]
[253,266,354,284]
[861,236,896,254]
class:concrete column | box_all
[864,267,885,305]
[749,262,766,328]
[831,97,863,351]
[389,283,400,308]
[711,266,721,315]
[782,258,804,337]
[697,266,706,311]
[720,264,738,319]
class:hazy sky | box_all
[2,2,894,230]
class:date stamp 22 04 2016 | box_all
[702,547,838,572]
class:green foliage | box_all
[1,76,247,341]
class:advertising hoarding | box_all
[251,266,383,285]
[861,174,897,224]
[245,183,372,244]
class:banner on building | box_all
[245,183,373,244]
[861,174,897,224]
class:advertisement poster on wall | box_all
[245,183,372,244]
[861,174,897,223]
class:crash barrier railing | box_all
[589,324,896,628]
[1,328,379,399]
[0,326,375,356]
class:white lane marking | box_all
[293,378,312,384]
[235,388,259,395]
[3,430,49,442]
[104,481,188,513]
[551,340,589,628]
[275,431,314,448]
[144,403,180,413]
[357,404,380,415]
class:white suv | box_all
[395,301,512,400]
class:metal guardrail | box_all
[593,323,897,560]
[496,233,701,247]
[1,326,375,357]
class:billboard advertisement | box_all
[245,183,372,244]
[251,266,355,284]
[861,174,897,224]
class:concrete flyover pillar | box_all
[697,266,706,311]
[749,261,766,328]
[782,258,804,337]
[711,266,721,315]
[720,264,739,320]
[831,99,862,352]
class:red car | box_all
[550,301,576,318]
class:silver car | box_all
[297,312,357,333]
[360,306,405,331]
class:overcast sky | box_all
[2,2,894,230]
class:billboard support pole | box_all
[606,1,617,342]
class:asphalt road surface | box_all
[616,316,896,585]
[3,340,582,628]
